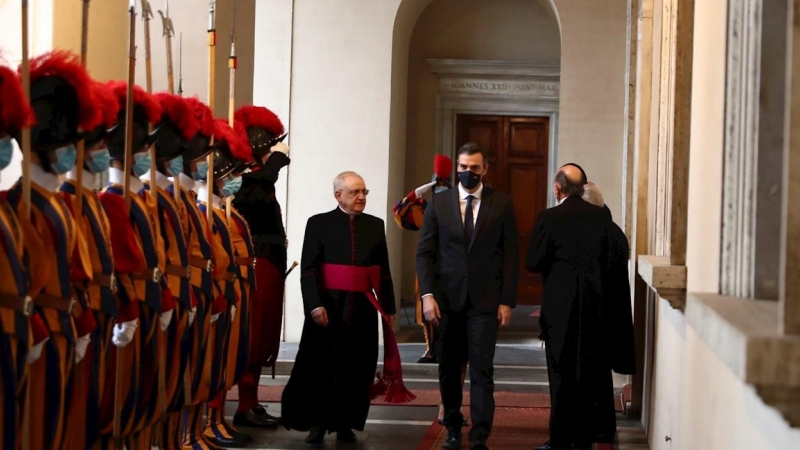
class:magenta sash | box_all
[321,263,415,404]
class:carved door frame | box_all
[428,59,561,206]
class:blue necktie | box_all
[464,194,474,248]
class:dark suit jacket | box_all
[416,186,519,313]
[526,195,611,367]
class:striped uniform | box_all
[7,179,92,450]
[0,196,34,450]
[59,180,118,450]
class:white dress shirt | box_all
[458,182,483,227]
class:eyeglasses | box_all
[339,189,369,197]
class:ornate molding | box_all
[427,59,560,79]
[427,59,561,205]
[427,59,561,102]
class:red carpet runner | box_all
[417,406,551,449]
[226,385,550,408]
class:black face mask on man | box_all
[458,170,482,190]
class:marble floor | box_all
[217,306,649,449]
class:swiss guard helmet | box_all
[210,119,251,181]
[0,63,34,139]
[181,97,215,176]
[83,81,120,151]
[152,92,200,162]
[233,105,285,161]
[14,51,103,173]
[105,81,162,162]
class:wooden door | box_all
[456,114,550,306]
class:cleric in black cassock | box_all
[281,171,397,446]
[526,164,614,450]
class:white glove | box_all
[210,312,221,323]
[271,141,289,155]
[414,180,437,199]
[188,307,197,326]
[160,310,174,331]
[74,333,92,363]
[26,338,49,365]
[112,319,139,347]
[230,305,237,323]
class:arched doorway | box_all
[393,0,561,342]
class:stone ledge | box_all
[637,255,687,310]
[686,293,800,427]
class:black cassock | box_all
[281,208,396,433]
[526,196,616,448]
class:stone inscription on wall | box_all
[442,78,559,97]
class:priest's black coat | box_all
[281,208,396,433]
[525,196,631,445]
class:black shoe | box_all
[471,442,489,450]
[233,405,280,428]
[305,427,325,445]
[443,429,462,450]
[336,429,357,443]
[534,441,551,450]
[206,434,247,448]
[438,418,469,427]
[416,352,437,364]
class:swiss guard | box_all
[0,61,39,450]
[177,96,225,450]
[392,154,453,363]
[202,118,253,448]
[101,80,166,448]
[6,50,100,450]
[144,92,200,450]
[60,79,121,450]
[231,105,288,427]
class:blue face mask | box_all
[168,155,184,177]
[0,136,14,170]
[192,160,209,181]
[51,144,78,174]
[220,176,242,198]
[85,148,111,173]
[132,151,152,177]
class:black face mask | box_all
[458,170,482,190]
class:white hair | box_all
[582,183,605,207]
[333,171,363,192]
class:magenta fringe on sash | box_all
[322,263,416,404]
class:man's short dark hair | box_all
[555,169,585,197]
[457,142,489,166]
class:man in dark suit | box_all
[417,143,519,450]
[527,165,614,450]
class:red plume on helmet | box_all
[433,154,452,179]
[234,105,284,136]
[153,93,200,140]
[26,50,101,132]
[91,81,119,129]
[104,80,162,125]
[213,119,250,160]
[233,120,254,163]
[184,97,215,137]
[0,65,35,134]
